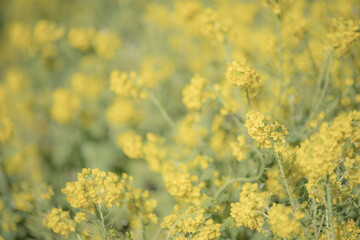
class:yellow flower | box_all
[0,116,13,144]
[109,71,147,99]
[68,27,95,51]
[116,131,144,159]
[33,20,64,44]
[245,110,288,150]
[268,204,305,239]
[230,183,266,232]
[50,88,81,124]
[43,208,75,237]
[94,31,121,59]
[230,135,249,161]
[182,74,215,111]
[226,61,261,93]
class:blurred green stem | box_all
[276,14,284,110]
[95,204,109,240]
[325,178,336,240]
[145,89,177,130]
[214,147,264,199]
[275,153,296,211]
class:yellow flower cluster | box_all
[187,154,213,170]
[230,183,266,232]
[195,8,225,44]
[226,61,262,95]
[178,113,207,147]
[161,205,220,240]
[127,189,158,225]
[230,135,249,161]
[0,116,13,144]
[71,73,104,100]
[11,182,54,212]
[33,20,64,44]
[106,97,139,125]
[264,168,287,198]
[182,74,215,111]
[174,1,225,43]
[117,131,144,159]
[268,204,305,239]
[43,208,75,237]
[68,27,95,51]
[139,56,174,88]
[7,22,32,50]
[161,163,202,204]
[109,71,147,99]
[326,18,360,56]
[50,88,81,124]
[94,31,122,59]
[61,168,131,212]
[143,133,167,172]
[295,111,358,181]
[245,110,288,150]
[344,155,360,188]
[213,83,240,116]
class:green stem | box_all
[275,153,296,211]
[215,148,264,199]
[245,89,251,110]
[276,14,284,110]
[95,204,109,240]
[312,199,319,240]
[326,179,336,240]
[311,51,334,121]
[145,89,177,130]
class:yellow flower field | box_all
[0,0,360,239]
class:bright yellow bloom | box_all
[116,131,144,159]
[94,31,121,59]
[43,208,75,237]
[268,204,304,239]
[109,71,147,99]
[68,27,95,51]
[61,168,131,212]
[226,61,261,92]
[182,74,215,111]
[51,88,81,124]
[230,183,266,232]
[33,20,64,44]
[245,110,288,150]
[230,135,249,161]
[0,116,13,144]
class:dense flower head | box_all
[0,116,13,144]
[161,162,202,204]
[230,183,266,232]
[295,111,358,181]
[50,88,81,124]
[116,131,144,159]
[182,74,215,111]
[71,72,104,99]
[226,61,261,92]
[109,70,147,99]
[326,18,360,55]
[106,97,140,125]
[161,204,220,239]
[143,133,167,172]
[94,30,121,59]
[43,208,75,237]
[268,204,305,239]
[230,135,249,161]
[61,168,132,212]
[33,20,64,44]
[245,110,288,150]
[68,27,95,51]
